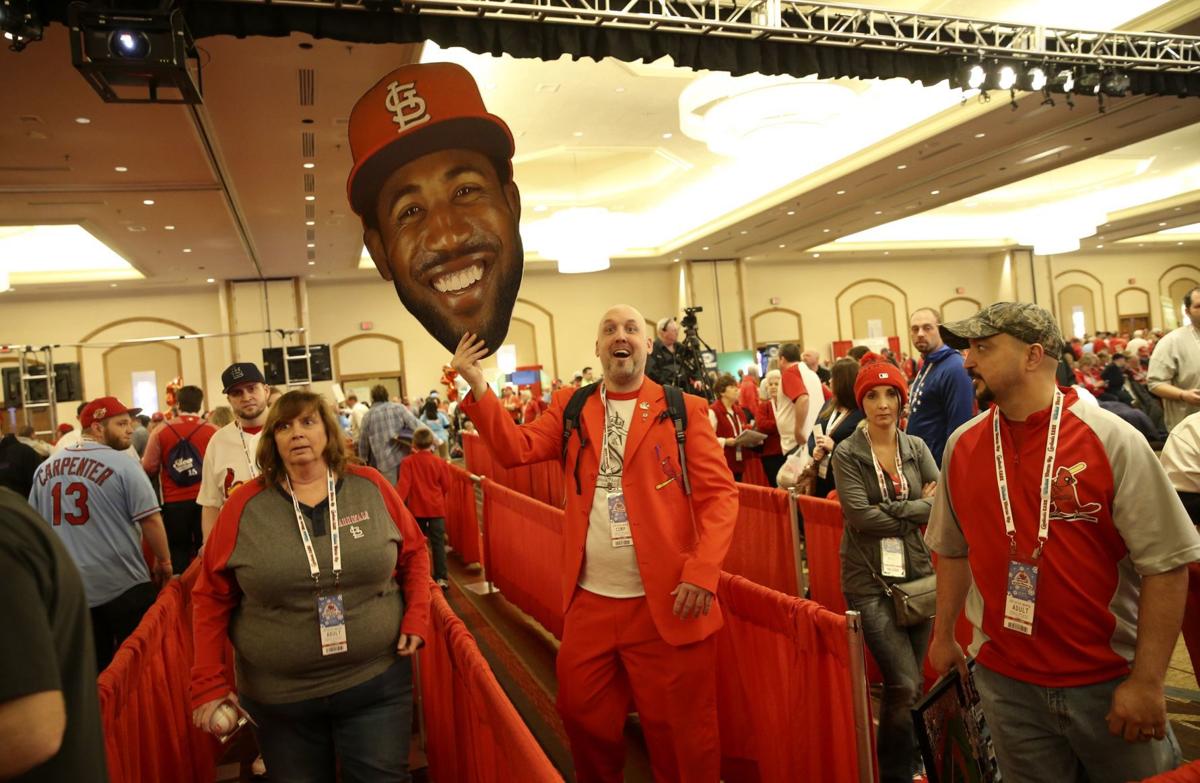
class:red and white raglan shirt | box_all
[926,387,1200,686]
[197,421,263,510]
[189,464,431,708]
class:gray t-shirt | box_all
[1148,325,1200,431]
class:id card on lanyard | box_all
[600,385,634,548]
[866,429,908,578]
[993,388,1064,636]
[287,470,347,655]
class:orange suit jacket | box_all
[460,379,739,646]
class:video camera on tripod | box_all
[676,306,715,400]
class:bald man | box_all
[453,304,738,783]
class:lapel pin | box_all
[639,402,650,410]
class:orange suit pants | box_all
[556,589,720,783]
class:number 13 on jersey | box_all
[52,482,90,526]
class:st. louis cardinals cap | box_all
[345,62,515,219]
[81,396,142,428]
[221,362,265,394]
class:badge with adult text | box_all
[880,537,906,578]
[316,594,348,655]
[1003,560,1038,636]
[608,491,633,548]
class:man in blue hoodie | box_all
[904,307,975,466]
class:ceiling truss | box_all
[207,0,1200,72]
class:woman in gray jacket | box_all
[832,362,940,783]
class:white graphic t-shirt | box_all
[579,390,645,597]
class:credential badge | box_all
[385,81,431,132]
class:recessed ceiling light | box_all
[307,242,316,248]
[114,166,128,172]
[572,131,584,137]
[1096,244,1104,249]
[534,205,548,212]
[974,132,986,139]
[303,162,315,169]
[182,248,192,253]
[930,189,940,195]
[897,164,907,170]
[778,244,786,248]
[164,225,175,230]
[673,257,680,262]
[110,283,118,287]
[740,230,748,235]
[1159,222,1168,227]
[1138,243,1144,247]
[813,253,821,258]
[142,199,155,205]
[836,190,846,195]
[1179,241,1186,246]
[206,278,215,283]
[823,228,831,233]
[883,251,890,255]
[615,86,625,93]
[662,132,673,139]
[75,117,91,124]
[305,195,316,201]
[306,220,315,226]
[702,246,709,250]
[787,210,795,216]
[1175,207,1182,211]
[874,210,883,215]
[308,261,316,265]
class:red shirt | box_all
[927,388,1200,686]
[396,449,450,518]
[755,400,781,457]
[522,398,546,424]
[737,377,760,416]
[143,414,217,503]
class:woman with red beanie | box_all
[832,362,940,783]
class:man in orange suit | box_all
[454,304,739,783]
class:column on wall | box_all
[685,258,747,352]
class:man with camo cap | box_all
[924,301,1200,782]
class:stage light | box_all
[1048,68,1075,93]
[955,59,986,90]
[1077,70,1102,95]
[1,0,42,51]
[1020,66,1048,92]
[1101,71,1131,96]
[109,29,150,58]
[989,64,1017,91]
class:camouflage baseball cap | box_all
[939,302,1065,357]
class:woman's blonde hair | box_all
[256,391,349,487]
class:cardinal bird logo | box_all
[1049,462,1102,523]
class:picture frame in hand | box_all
[912,659,1001,783]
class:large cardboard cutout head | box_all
[348,62,523,354]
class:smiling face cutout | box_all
[363,148,523,353]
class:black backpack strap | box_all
[561,383,601,495]
[662,385,692,495]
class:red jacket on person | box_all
[737,377,760,419]
[755,400,782,457]
[396,448,450,518]
[709,399,756,477]
[461,379,739,647]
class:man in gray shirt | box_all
[1148,286,1200,431]
[358,384,428,483]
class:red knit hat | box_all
[854,363,909,410]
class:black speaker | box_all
[1,363,83,406]
[54,363,83,402]
[262,345,332,385]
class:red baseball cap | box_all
[854,363,909,410]
[81,396,141,429]
[345,62,515,218]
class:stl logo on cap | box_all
[230,366,244,380]
[385,81,430,132]
[94,407,108,420]
[878,372,888,379]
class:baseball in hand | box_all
[208,702,240,735]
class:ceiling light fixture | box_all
[308,261,316,265]
[75,116,91,124]
[973,132,986,139]
[955,59,986,91]
[164,225,174,230]
[114,165,128,172]
[206,277,215,283]
[142,199,154,205]
[1048,68,1076,94]
[874,210,883,215]
[930,189,940,195]
[305,220,315,226]
[302,162,315,169]
[305,195,315,201]
[897,164,907,170]
[110,282,118,287]
[1020,65,1048,92]
[182,248,191,253]
[778,244,786,248]
[787,210,796,216]
[702,246,709,250]
[836,190,846,195]
[812,253,821,258]
[307,242,315,248]
[992,63,1017,91]
[662,133,673,139]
